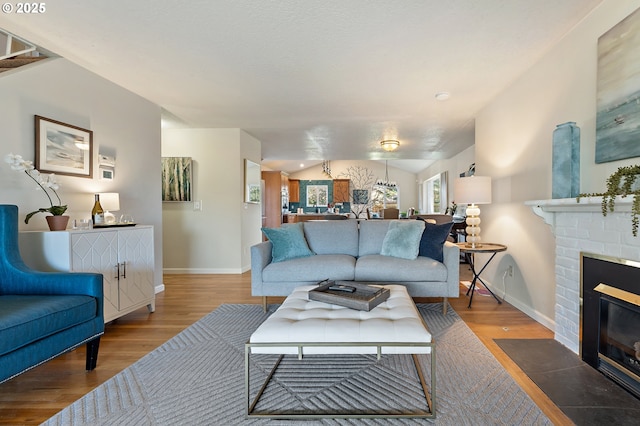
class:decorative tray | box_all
[308,280,390,311]
[93,223,137,228]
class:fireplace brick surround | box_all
[528,196,640,354]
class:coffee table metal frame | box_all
[245,339,435,420]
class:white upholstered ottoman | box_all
[245,284,435,419]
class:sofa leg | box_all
[86,337,100,371]
[443,298,448,315]
[262,296,267,312]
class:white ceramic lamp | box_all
[99,192,120,224]
[453,176,492,248]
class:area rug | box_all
[43,304,551,425]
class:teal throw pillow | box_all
[416,217,453,262]
[261,223,315,263]
[380,220,425,260]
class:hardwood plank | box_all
[0,268,572,425]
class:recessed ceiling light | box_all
[299,163,304,168]
[380,139,400,151]
[435,92,450,101]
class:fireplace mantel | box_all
[526,196,633,227]
[525,195,640,354]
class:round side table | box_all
[455,243,507,308]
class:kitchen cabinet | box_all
[289,179,300,203]
[333,179,350,203]
[19,226,155,323]
[262,171,288,229]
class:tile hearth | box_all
[495,338,640,426]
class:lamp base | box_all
[465,204,482,249]
[104,211,117,224]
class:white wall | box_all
[417,146,475,213]
[0,58,164,290]
[161,128,262,273]
[474,0,640,329]
[289,160,419,213]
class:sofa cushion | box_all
[0,295,97,356]
[303,219,359,257]
[358,220,391,256]
[416,218,454,262]
[380,220,425,260]
[355,255,448,282]
[261,223,315,263]
[263,254,356,282]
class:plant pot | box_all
[46,215,70,231]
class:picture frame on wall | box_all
[35,115,93,178]
[596,7,640,163]
[162,156,193,202]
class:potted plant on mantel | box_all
[578,164,640,236]
[4,153,69,231]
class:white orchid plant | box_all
[5,153,67,223]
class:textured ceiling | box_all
[0,0,603,173]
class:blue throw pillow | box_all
[416,217,453,262]
[261,223,315,263]
[380,220,425,260]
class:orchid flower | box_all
[4,153,68,223]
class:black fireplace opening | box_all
[582,253,640,399]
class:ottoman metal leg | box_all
[245,342,435,419]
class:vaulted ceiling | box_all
[0,1,603,173]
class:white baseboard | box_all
[163,268,244,274]
[480,279,556,332]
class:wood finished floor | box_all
[0,267,573,425]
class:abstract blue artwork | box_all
[596,7,640,163]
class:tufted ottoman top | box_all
[250,285,431,355]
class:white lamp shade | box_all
[99,193,120,212]
[454,176,492,205]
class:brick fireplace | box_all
[528,196,640,354]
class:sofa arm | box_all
[442,241,460,297]
[250,241,272,295]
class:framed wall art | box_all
[244,159,261,203]
[596,7,640,163]
[162,157,193,202]
[35,115,93,178]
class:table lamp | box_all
[99,192,120,224]
[453,176,491,248]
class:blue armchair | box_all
[0,205,104,384]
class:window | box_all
[371,184,398,214]
[306,185,328,207]
[423,172,448,214]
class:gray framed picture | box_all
[162,157,193,202]
[596,7,640,163]
[35,115,93,178]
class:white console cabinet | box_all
[19,226,156,323]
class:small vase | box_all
[46,215,70,231]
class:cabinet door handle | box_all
[121,261,127,279]
[115,263,120,280]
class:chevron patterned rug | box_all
[43,303,550,425]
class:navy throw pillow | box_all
[415,217,453,262]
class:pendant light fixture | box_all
[376,161,397,188]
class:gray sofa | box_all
[251,219,459,313]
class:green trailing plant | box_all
[577,165,640,236]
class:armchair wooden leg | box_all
[86,337,100,371]
[262,296,267,312]
[443,298,448,315]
